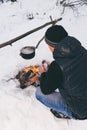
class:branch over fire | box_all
[0,17,62,49]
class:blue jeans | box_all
[35,87,75,119]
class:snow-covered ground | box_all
[0,0,87,130]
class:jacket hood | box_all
[53,36,82,59]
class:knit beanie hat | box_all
[45,25,68,47]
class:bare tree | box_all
[11,0,17,2]
[56,0,87,14]
[0,0,17,3]
[0,0,4,3]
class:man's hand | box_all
[37,60,50,75]
[37,66,46,75]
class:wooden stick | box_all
[0,17,62,49]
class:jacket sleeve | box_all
[40,61,62,95]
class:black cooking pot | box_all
[20,36,44,60]
[20,46,36,59]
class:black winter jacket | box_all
[40,36,87,120]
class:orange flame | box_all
[23,65,39,73]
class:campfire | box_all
[16,65,41,89]
[16,60,50,89]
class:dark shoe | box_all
[50,109,70,119]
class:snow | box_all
[0,0,87,130]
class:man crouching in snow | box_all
[35,25,87,120]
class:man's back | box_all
[53,36,87,119]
